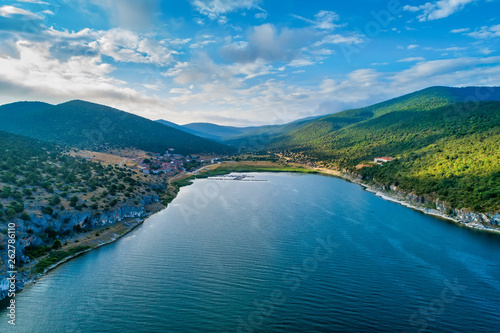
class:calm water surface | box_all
[2,173,500,332]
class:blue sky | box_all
[0,0,499,125]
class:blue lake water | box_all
[1,173,500,332]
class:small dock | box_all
[209,174,267,182]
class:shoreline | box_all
[326,172,500,236]
[3,205,166,303]
[359,184,500,234]
[360,184,500,235]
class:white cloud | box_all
[254,12,267,20]
[90,0,160,30]
[397,57,426,62]
[407,44,419,50]
[96,29,176,65]
[450,28,470,33]
[310,48,335,56]
[45,27,177,66]
[278,59,315,71]
[227,59,272,79]
[0,40,175,120]
[17,0,49,4]
[167,38,192,47]
[404,0,477,22]
[193,17,204,25]
[480,47,494,55]
[189,39,216,49]
[190,0,262,22]
[468,24,500,39]
[221,24,319,63]
[292,10,342,30]
[162,54,233,85]
[392,56,500,84]
[0,5,41,19]
[169,87,193,94]
[445,47,467,51]
[314,33,364,47]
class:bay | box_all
[2,173,500,332]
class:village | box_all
[134,148,221,175]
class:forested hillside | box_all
[272,86,500,152]
[0,131,156,224]
[0,100,233,155]
[0,130,173,270]
[268,87,500,213]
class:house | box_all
[374,157,394,163]
[142,168,150,175]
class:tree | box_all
[42,206,53,216]
[5,208,16,218]
[69,195,78,207]
[1,186,12,198]
[52,239,62,250]
[50,195,61,206]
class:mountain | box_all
[0,101,54,114]
[224,115,323,149]
[182,123,262,141]
[157,116,325,145]
[155,119,220,141]
[266,86,500,212]
[271,86,500,153]
[0,100,233,155]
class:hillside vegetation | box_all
[269,87,500,212]
[0,100,232,155]
[0,131,169,263]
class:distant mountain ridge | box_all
[182,122,261,141]
[156,117,324,145]
[0,100,232,155]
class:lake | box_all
[2,173,500,332]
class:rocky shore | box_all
[341,173,500,234]
[0,194,161,301]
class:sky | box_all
[0,0,499,126]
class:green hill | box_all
[267,86,500,212]
[273,86,500,151]
[0,100,233,155]
[223,115,323,150]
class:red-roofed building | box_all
[374,157,394,163]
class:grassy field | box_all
[170,161,318,187]
[69,149,141,168]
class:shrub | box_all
[42,206,53,216]
[52,239,62,249]
[5,208,16,218]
